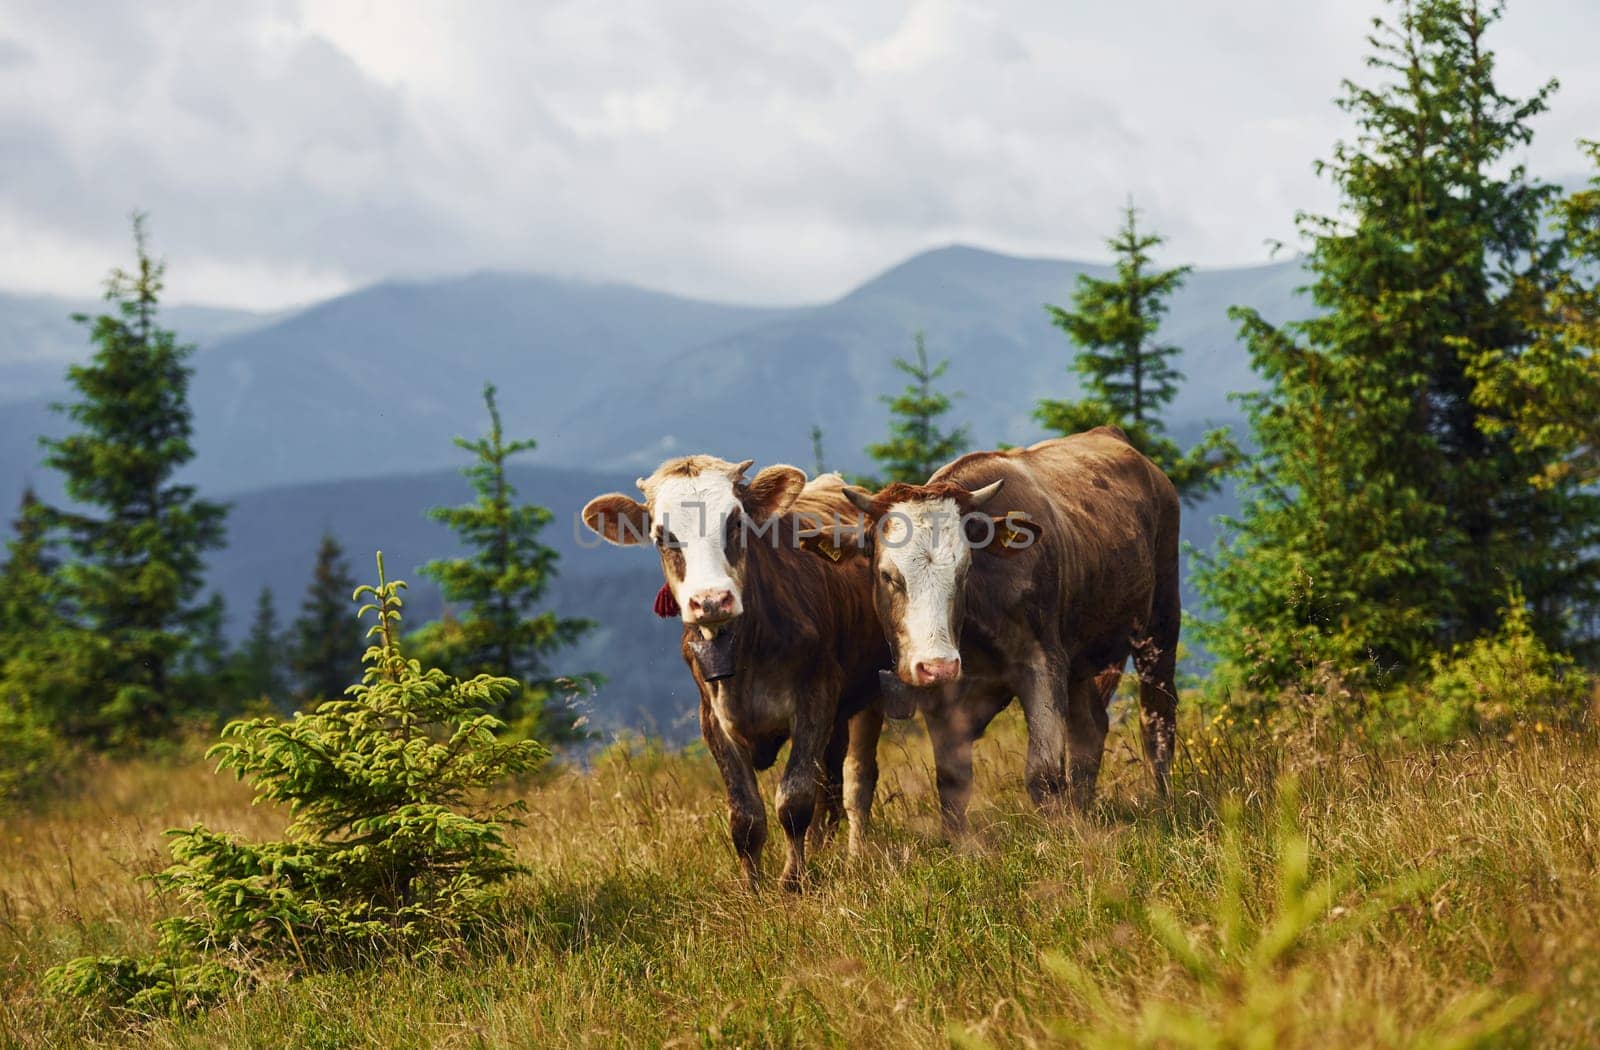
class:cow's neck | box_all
[727,517,806,666]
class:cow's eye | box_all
[879,569,901,589]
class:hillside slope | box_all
[1,247,1304,515]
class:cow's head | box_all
[843,479,1039,686]
[582,456,807,630]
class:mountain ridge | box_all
[2,243,1302,514]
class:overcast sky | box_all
[1,0,1595,310]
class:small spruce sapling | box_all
[46,553,546,1018]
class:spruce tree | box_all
[290,533,362,703]
[1469,141,1600,655]
[45,555,544,1015]
[1470,140,1600,490]
[36,216,228,741]
[0,489,69,801]
[863,332,969,486]
[1197,0,1600,696]
[1,490,89,753]
[1035,203,1237,503]
[236,587,287,704]
[0,488,59,654]
[413,383,594,739]
[173,593,233,707]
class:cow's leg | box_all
[1133,600,1180,797]
[1016,649,1072,808]
[923,703,977,838]
[809,716,849,851]
[1066,673,1112,809]
[843,705,884,857]
[700,692,766,890]
[923,690,1007,838]
[775,682,834,892]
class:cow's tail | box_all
[1133,486,1180,795]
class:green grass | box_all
[3,706,1599,1047]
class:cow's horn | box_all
[733,458,755,479]
[635,477,649,494]
[843,486,876,514]
[969,479,1005,507]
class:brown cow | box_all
[582,458,888,890]
[841,428,1180,834]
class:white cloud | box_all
[858,0,956,74]
[0,0,1593,310]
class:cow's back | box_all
[932,428,1179,660]
[791,472,860,524]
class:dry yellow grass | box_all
[2,707,1597,1047]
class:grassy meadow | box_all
[2,701,1598,1048]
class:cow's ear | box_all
[744,464,806,521]
[582,493,651,546]
[977,513,1041,557]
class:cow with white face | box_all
[864,478,1009,686]
[843,428,1182,835]
[582,456,889,891]
[634,456,767,627]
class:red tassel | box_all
[653,583,680,618]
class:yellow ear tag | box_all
[815,538,842,562]
[1002,526,1027,548]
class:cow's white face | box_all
[648,471,746,626]
[877,498,971,686]
[844,477,1035,687]
[582,457,807,631]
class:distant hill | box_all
[1,246,1304,515]
[0,289,274,404]
[178,273,795,497]
[0,271,793,508]
[1,291,279,503]
[548,246,1303,473]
